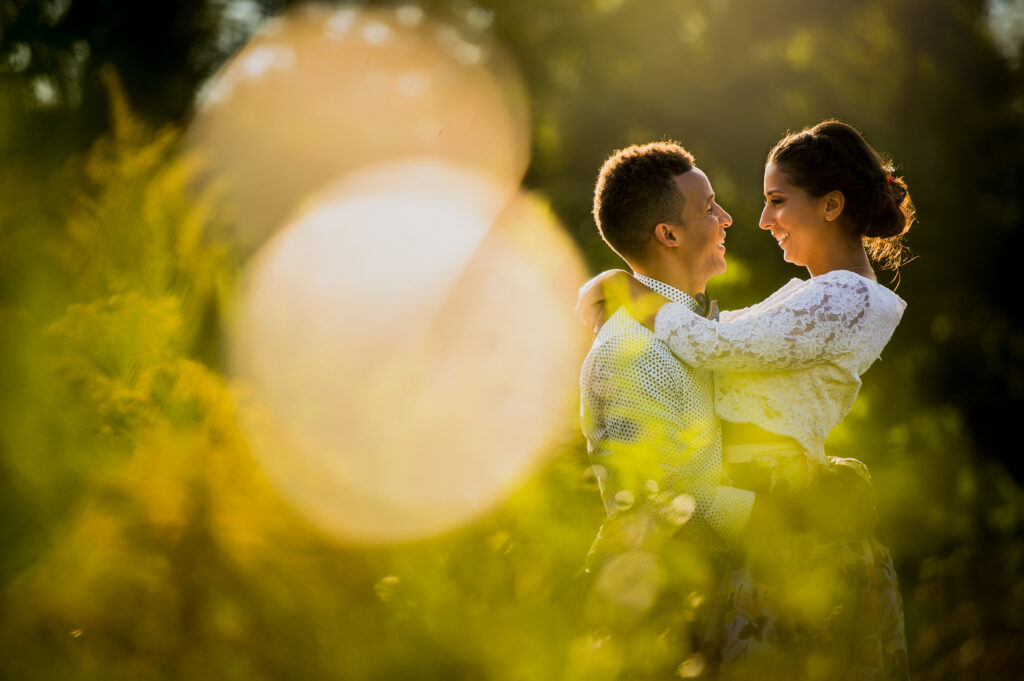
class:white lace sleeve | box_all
[652,276,872,372]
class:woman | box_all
[579,120,912,680]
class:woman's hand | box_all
[575,269,629,333]
[575,270,668,334]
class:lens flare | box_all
[186,4,529,254]
[229,160,589,544]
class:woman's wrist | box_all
[625,277,668,330]
[576,269,631,332]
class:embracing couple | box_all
[575,120,911,680]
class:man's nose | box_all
[718,205,733,228]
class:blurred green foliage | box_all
[2,0,1023,679]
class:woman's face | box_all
[759,163,830,268]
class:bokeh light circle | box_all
[229,160,590,544]
[186,4,530,254]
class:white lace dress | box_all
[655,269,906,464]
[652,269,910,680]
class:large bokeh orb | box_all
[186,4,530,254]
[229,160,590,544]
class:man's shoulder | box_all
[581,310,682,381]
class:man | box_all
[575,141,755,673]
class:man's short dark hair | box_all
[593,142,696,261]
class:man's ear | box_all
[653,222,681,248]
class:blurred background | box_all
[1,0,1022,679]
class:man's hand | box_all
[744,458,878,541]
[806,457,878,538]
[789,458,878,539]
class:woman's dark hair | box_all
[768,120,915,270]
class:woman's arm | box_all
[576,270,671,333]
[654,276,872,372]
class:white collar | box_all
[633,273,702,314]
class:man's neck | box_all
[632,262,706,299]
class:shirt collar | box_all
[633,273,702,314]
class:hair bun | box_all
[864,176,911,239]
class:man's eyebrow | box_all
[704,193,715,205]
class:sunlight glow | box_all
[229,160,590,544]
[187,4,529,255]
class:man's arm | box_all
[581,330,754,552]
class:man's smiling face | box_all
[670,167,732,287]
